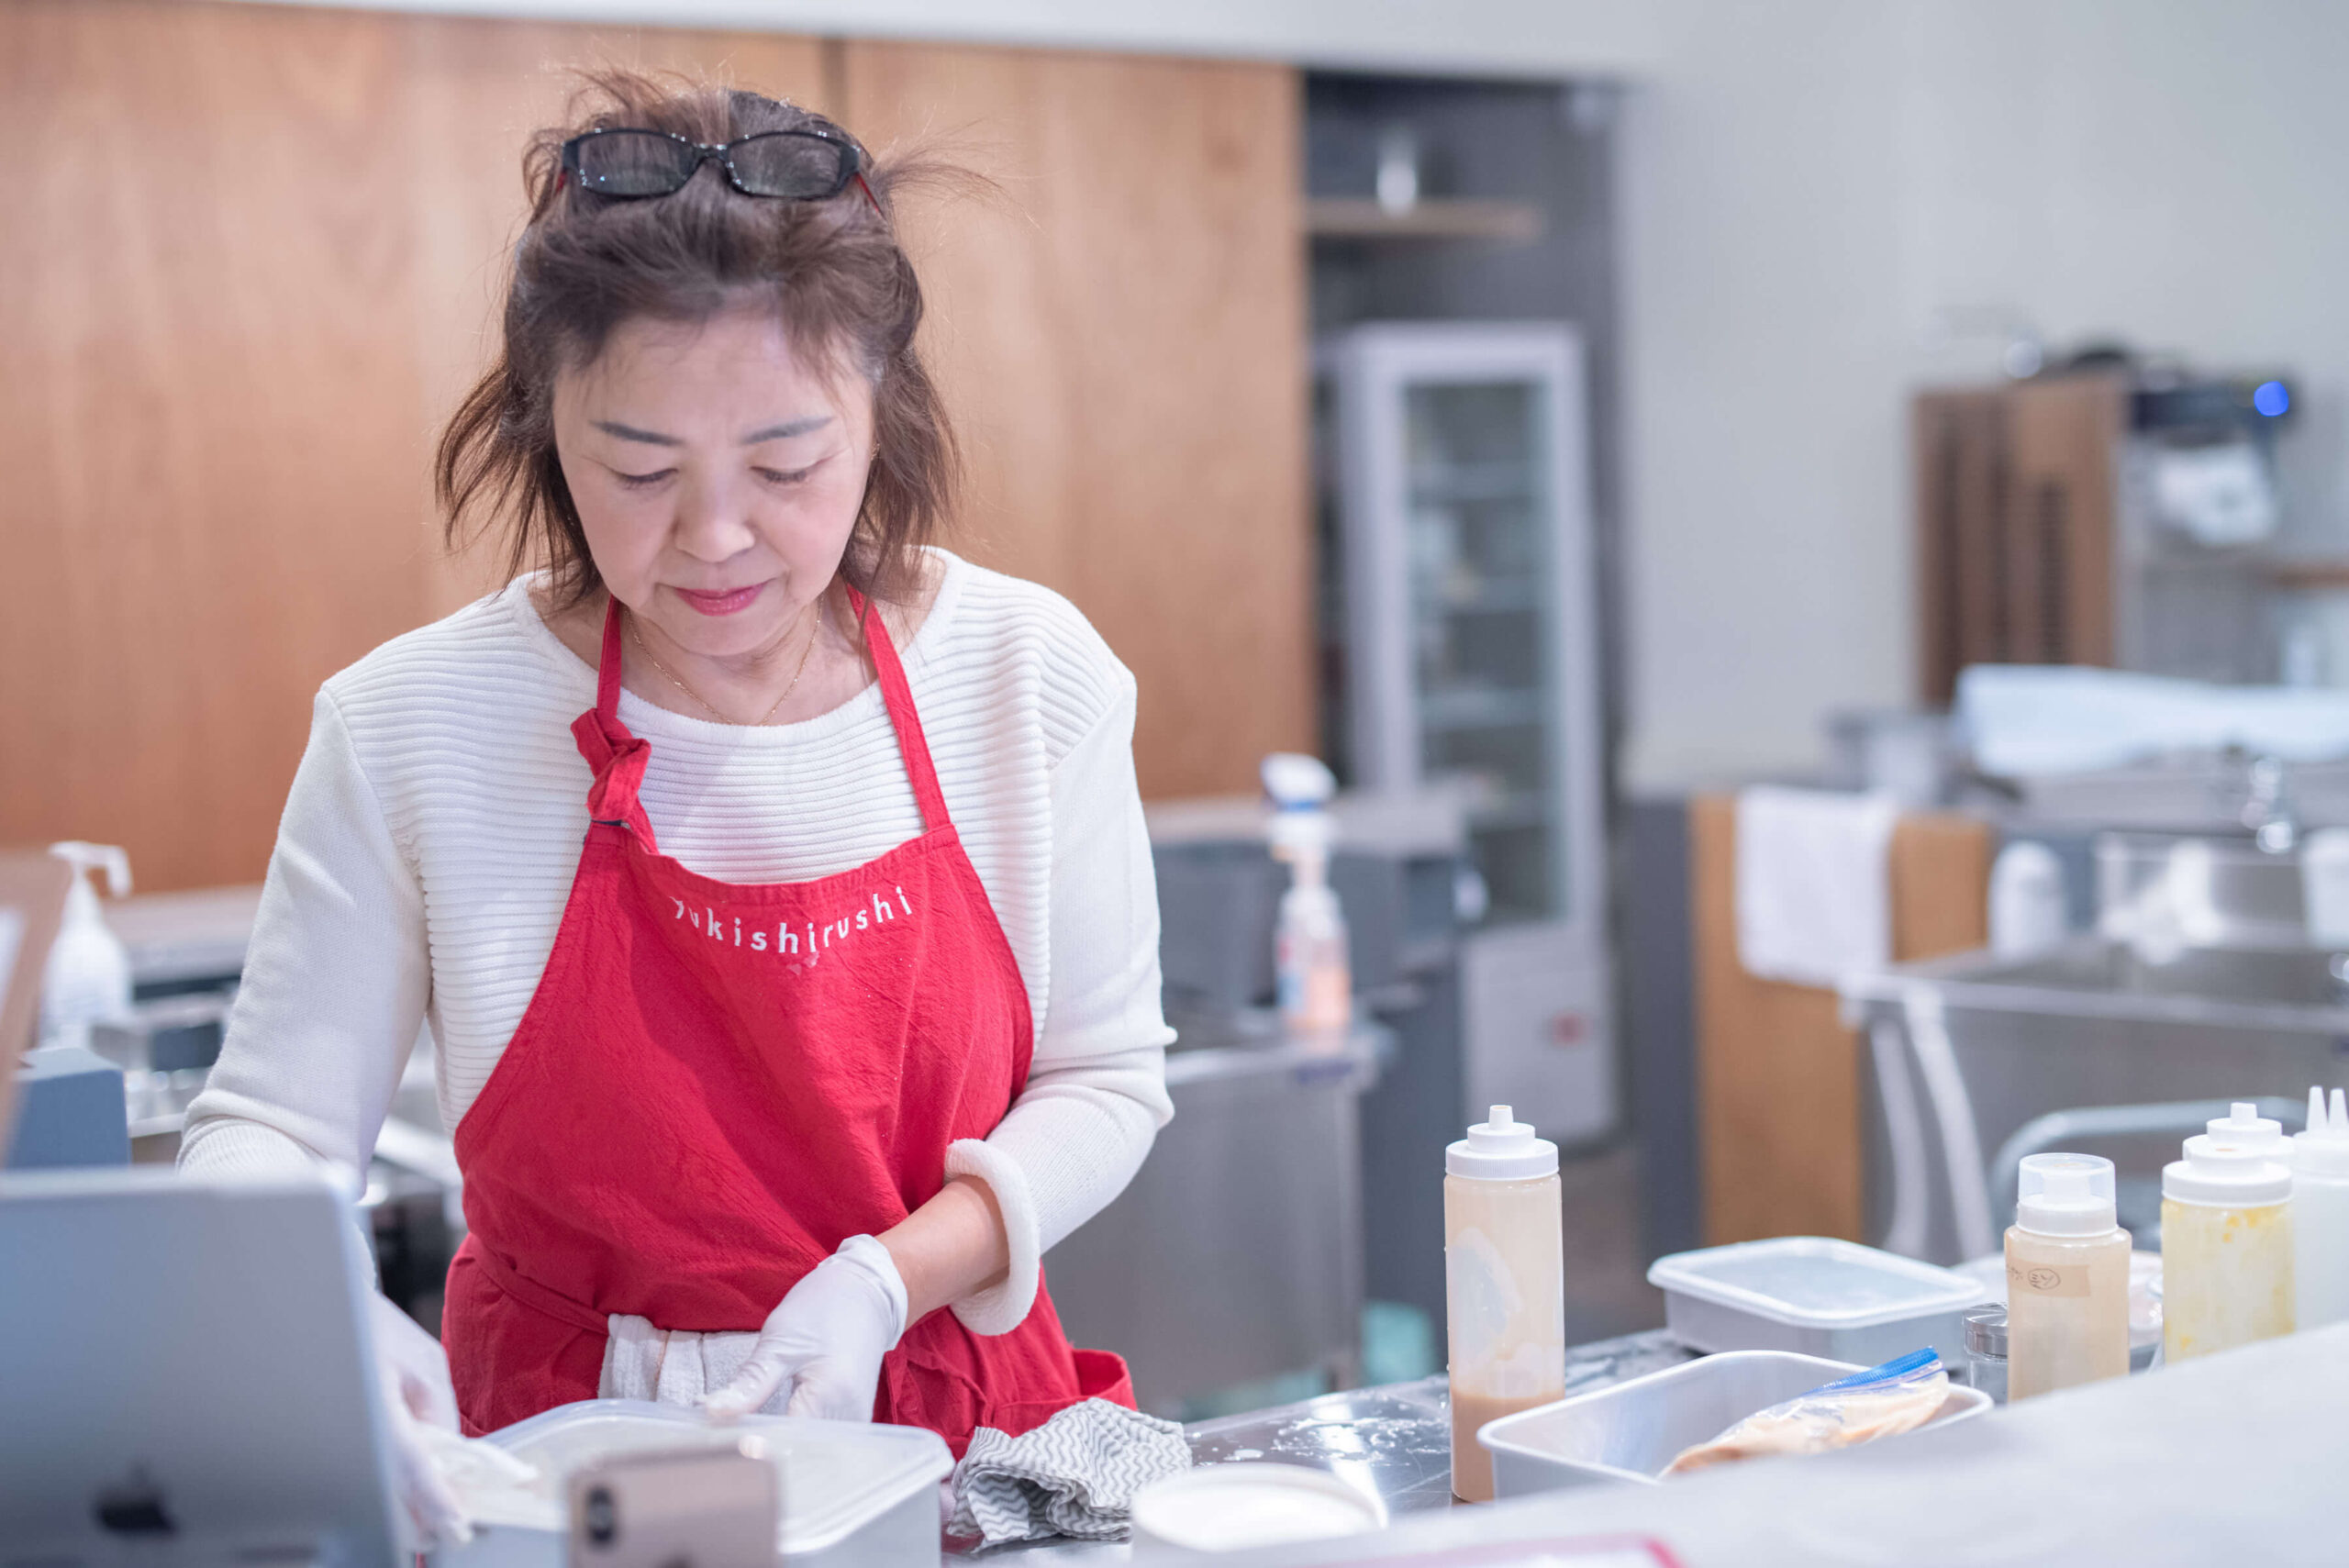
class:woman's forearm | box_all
[879,1175,1010,1324]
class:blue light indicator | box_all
[2254,380,2290,417]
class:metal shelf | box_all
[1306,198,1544,242]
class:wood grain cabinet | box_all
[1,2,1310,890]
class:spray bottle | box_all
[38,842,133,1052]
[2290,1086,2349,1330]
[1445,1106,1564,1502]
[1262,753,1349,1038]
[2162,1105,2295,1362]
[2004,1152,2131,1398]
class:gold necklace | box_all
[628,598,824,726]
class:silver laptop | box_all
[0,1167,403,1566]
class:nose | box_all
[669,472,760,565]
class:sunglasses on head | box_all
[559,127,882,215]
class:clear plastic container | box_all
[437,1399,952,1568]
[1445,1106,1564,1503]
[2004,1153,2131,1400]
[2162,1119,2295,1363]
[2291,1086,2349,1330]
[1646,1237,1986,1366]
[1962,1305,2008,1405]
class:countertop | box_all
[960,1329,1692,1560]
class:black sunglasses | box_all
[560,128,881,214]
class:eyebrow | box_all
[590,415,834,447]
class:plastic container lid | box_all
[2202,1102,2288,1158]
[2014,1152,2118,1236]
[1964,1304,2008,1358]
[1446,1105,1559,1180]
[478,1400,952,1554]
[2165,1133,2292,1207]
[2293,1085,2349,1180]
[1646,1237,1984,1329]
[1130,1462,1386,1553]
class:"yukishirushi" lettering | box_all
[672,885,915,966]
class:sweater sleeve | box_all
[945,673,1174,1335]
[179,690,431,1184]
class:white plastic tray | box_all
[1648,1236,1988,1365]
[432,1399,952,1568]
[1479,1350,1991,1496]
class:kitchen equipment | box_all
[1130,1462,1386,1557]
[1845,937,2346,1264]
[1479,1350,1989,1496]
[1647,1237,1986,1365]
[1962,1306,2009,1403]
[2004,1153,2131,1399]
[2162,1131,2294,1362]
[1444,1104,1564,1502]
[443,1401,952,1568]
[1042,1010,1387,1414]
[1324,322,1614,1146]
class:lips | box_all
[674,583,766,617]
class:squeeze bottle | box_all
[2289,1086,2349,1330]
[38,841,133,1052]
[2162,1109,2294,1362]
[1445,1106,1564,1503]
[1263,753,1349,1037]
[2003,1152,2131,1398]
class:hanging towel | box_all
[945,1397,1192,1547]
[1734,786,1898,988]
[598,1316,781,1413]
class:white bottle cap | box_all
[1446,1105,1559,1180]
[2015,1152,2118,1236]
[2203,1101,2288,1157]
[2165,1131,2291,1207]
[2292,1086,2349,1180]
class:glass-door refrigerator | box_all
[1324,321,1614,1145]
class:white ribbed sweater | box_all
[179,551,1174,1335]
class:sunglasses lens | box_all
[728,134,855,198]
[572,132,696,196]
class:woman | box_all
[179,72,1171,1495]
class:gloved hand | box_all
[366,1291,472,1550]
[702,1235,909,1423]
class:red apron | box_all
[442,591,1132,1451]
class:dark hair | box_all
[435,71,956,606]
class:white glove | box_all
[701,1235,909,1423]
[367,1292,472,1551]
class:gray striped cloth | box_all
[946,1398,1193,1546]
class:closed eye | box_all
[615,469,675,490]
[757,464,818,485]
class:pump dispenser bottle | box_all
[1444,1105,1564,1503]
[2163,1106,2295,1362]
[2004,1153,2131,1398]
[2290,1086,2349,1330]
[1262,753,1350,1037]
[38,841,132,1052]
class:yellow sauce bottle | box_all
[2162,1118,2294,1363]
[2005,1153,2131,1399]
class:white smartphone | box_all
[567,1441,779,1568]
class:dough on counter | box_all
[1664,1349,1949,1476]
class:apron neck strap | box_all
[847,585,952,833]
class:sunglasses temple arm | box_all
[854,171,883,217]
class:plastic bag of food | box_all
[1664,1349,1948,1476]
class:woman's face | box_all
[551,307,874,661]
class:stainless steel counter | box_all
[959,1329,1688,1560]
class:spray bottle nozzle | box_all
[49,841,130,898]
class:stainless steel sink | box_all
[1844,936,2349,1264]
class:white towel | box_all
[598,1316,782,1413]
[1734,786,1898,987]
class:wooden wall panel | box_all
[1692,795,1992,1247]
[0,0,824,890]
[840,42,1315,799]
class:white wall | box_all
[1618,0,2349,785]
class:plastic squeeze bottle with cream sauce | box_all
[2162,1107,2295,1363]
[2004,1153,2131,1399]
[1445,1106,1564,1503]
